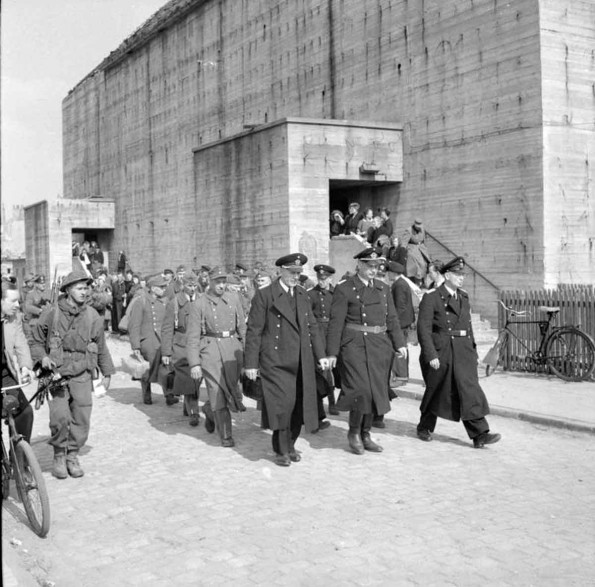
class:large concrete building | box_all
[55,0,594,317]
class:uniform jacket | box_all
[326,275,406,415]
[24,289,50,320]
[161,291,195,364]
[307,284,334,329]
[2,312,33,379]
[417,284,489,421]
[244,280,325,432]
[128,292,168,360]
[391,276,415,329]
[186,291,245,409]
[30,298,115,381]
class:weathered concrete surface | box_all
[3,335,595,586]
[61,0,595,289]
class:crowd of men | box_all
[2,243,500,475]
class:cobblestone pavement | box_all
[3,339,595,586]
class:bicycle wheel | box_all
[13,441,50,538]
[546,328,595,382]
[2,460,10,500]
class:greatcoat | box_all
[417,284,489,421]
[326,275,406,415]
[186,291,246,411]
[244,280,325,433]
[161,291,198,396]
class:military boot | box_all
[52,450,68,480]
[141,379,152,405]
[328,390,339,416]
[214,409,235,447]
[347,410,364,455]
[66,451,84,477]
[361,414,383,452]
[201,402,215,433]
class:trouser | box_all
[48,378,93,452]
[272,373,304,455]
[417,411,489,439]
[111,300,123,332]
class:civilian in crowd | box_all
[403,218,431,286]
[344,203,364,235]
[2,280,35,445]
[117,250,127,273]
[426,260,445,290]
[330,210,345,236]
[378,208,393,238]
[357,207,375,237]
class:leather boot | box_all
[202,402,215,433]
[347,410,365,455]
[274,428,291,466]
[52,450,68,479]
[215,409,235,447]
[361,414,383,452]
[141,379,152,405]
[288,430,301,463]
[66,451,84,477]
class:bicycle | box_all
[1,368,61,538]
[483,300,595,382]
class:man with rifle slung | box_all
[30,270,115,479]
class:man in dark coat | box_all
[390,261,416,381]
[327,248,407,455]
[307,264,339,426]
[161,272,201,426]
[31,270,114,479]
[128,274,177,406]
[110,270,126,333]
[245,253,328,467]
[416,257,501,448]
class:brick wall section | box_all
[62,0,595,289]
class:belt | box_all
[318,318,330,323]
[345,324,387,334]
[449,330,468,337]
[203,331,236,338]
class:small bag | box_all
[241,374,263,401]
[121,354,149,380]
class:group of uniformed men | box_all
[2,247,500,478]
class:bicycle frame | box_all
[501,312,557,365]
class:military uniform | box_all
[186,267,246,445]
[245,254,326,465]
[128,277,172,404]
[307,263,339,421]
[23,275,51,342]
[416,257,500,448]
[30,271,115,477]
[326,248,407,454]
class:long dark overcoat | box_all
[161,291,198,396]
[417,284,489,421]
[244,280,325,433]
[326,276,406,415]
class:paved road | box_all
[3,362,594,587]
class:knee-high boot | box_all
[348,410,364,455]
[215,408,234,447]
[361,413,383,452]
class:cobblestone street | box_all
[3,340,595,586]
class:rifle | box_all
[50,266,59,304]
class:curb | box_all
[395,386,595,436]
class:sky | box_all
[1,0,167,209]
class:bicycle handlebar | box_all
[497,300,528,316]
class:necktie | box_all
[289,287,294,297]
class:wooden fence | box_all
[499,286,595,374]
